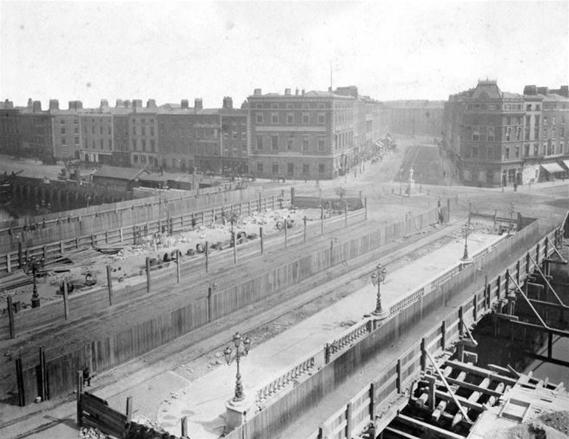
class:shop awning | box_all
[562,160,569,170]
[541,162,565,174]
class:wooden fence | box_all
[224,220,558,439]
[10,206,444,406]
[0,191,291,275]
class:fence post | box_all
[458,306,464,336]
[344,204,348,227]
[76,370,83,426]
[146,257,151,293]
[176,250,181,283]
[364,197,368,220]
[42,245,47,260]
[369,382,375,419]
[320,205,324,235]
[7,296,15,339]
[396,358,402,393]
[16,357,25,406]
[18,241,22,268]
[59,240,64,254]
[63,281,69,320]
[260,227,264,255]
[207,286,213,322]
[346,402,352,438]
[119,227,123,242]
[39,346,47,401]
[303,216,307,243]
[6,253,11,273]
[126,396,133,422]
[75,236,79,248]
[106,265,113,305]
[205,241,209,273]
[473,294,478,322]
[181,416,189,437]
[420,337,426,371]
[441,320,446,350]
[284,218,288,248]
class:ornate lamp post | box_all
[24,255,45,308]
[461,213,473,262]
[224,332,252,402]
[371,263,388,319]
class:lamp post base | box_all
[31,296,41,308]
[225,397,254,432]
[372,308,389,320]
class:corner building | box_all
[247,88,357,180]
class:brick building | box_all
[382,100,444,137]
[0,100,21,156]
[129,99,159,169]
[443,80,569,186]
[19,100,54,161]
[79,101,114,165]
[247,87,365,180]
[49,100,82,159]
[220,97,248,176]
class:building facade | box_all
[247,88,365,180]
[443,80,569,186]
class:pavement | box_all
[154,232,503,438]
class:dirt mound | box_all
[539,411,569,436]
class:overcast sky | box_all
[1,0,567,109]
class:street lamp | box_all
[461,213,473,262]
[224,332,252,402]
[23,255,45,308]
[370,264,388,319]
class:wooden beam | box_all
[384,426,422,439]
[424,372,502,397]
[433,390,486,412]
[525,352,569,369]
[509,319,569,338]
[397,414,467,439]
[445,360,518,385]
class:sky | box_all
[0,0,568,109]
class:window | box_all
[256,163,263,173]
[150,139,155,152]
[487,127,495,142]
[287,137,294,151]
[62,138,66,145]
[505,127,511,141]
[516,127,521,141]
[515,146,520,158]
[61,127,66,134]
[302,164,309,174]
[74,127,79,134]
[533,144,539,156]
[256,113,263,123]
[524,144,530,157]
[504,147,510,159]
[272,136,278,151]
[318,139,325,152]
[287,113,294,124]
[272,163,279,175]
[271,113,278,124]
[108,126,111,135]
[526,104,532,111]
[302,113,309,124]
[142,139,146,152]
[256,136,263,150]
[472,127,480,142]
[535,116,540,139]
[132,139,137,150]
[318,113,325,125]
[151,127,154,136]
[287,163,294,176]
[536,104,540,111]
[133,155,138,163]
[318,163,325,174]
[302,137,309,152]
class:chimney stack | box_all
[133,99,143,109]
[115,99,124,108]
[100,99,109,109]
[124,100,131,108]
[523,85,537,96]
[301,89,305,96]
[4,99,13,109]
[49,99,59,111]
[146,99,156,108]
[254,88,262,96]
[181,99,189,109]
[295,88,299,96]
[222,96,233,109]
[32,101,42,112]
[27,98,33,109]
[559,86,569,97]
[284,88,291,96]
[194,98,203,112]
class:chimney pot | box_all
[32,100,42,112]
[194,98,203,112]
[223,96,233,109]
[49,99,59,111]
